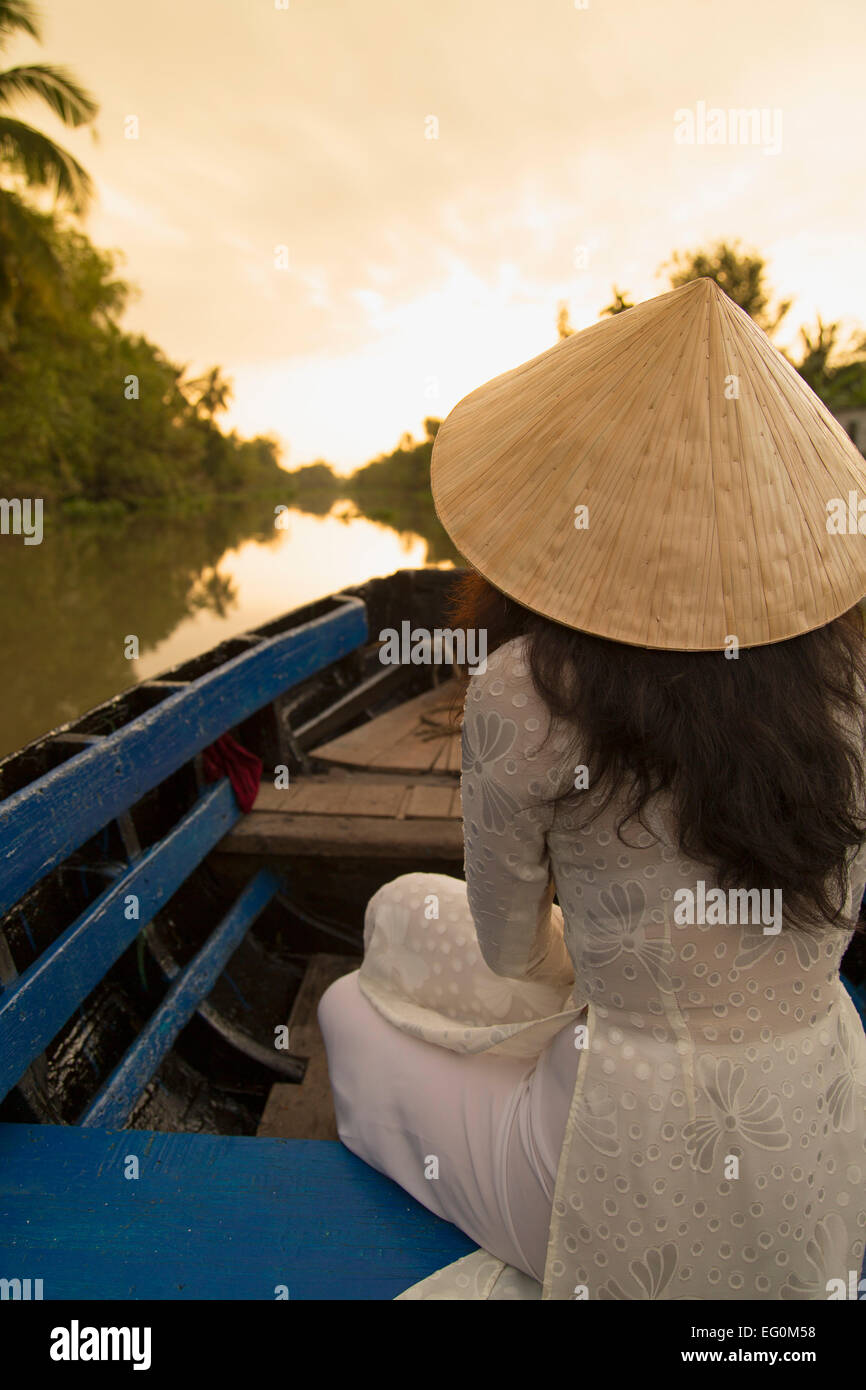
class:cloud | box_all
[95,183,190,246]
[26,0,866,466]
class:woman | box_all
[319,277,866,1300]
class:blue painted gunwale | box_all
[81,868,282,1129]
[0,779,239,1103]
[0,595,368,920]
[0,1123,477,1299]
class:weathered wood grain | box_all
[219,812,463,859]
[257,953,359,1141]
[0,780,239,1104]
[254,780,409,818]
[82,869,282,1130]
[311,681,461,774]
[403,784,456,819]
[0,1122,477,1299]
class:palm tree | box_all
[0,0,98,211]
[789,318,866,412]
[600,285,634,317]
[556,301,574,339]
[184,366,234,422]
[0,0,98,351]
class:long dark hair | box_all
[446,567,866,932]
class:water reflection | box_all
[0,494,459,758]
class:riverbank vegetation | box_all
[0,208,285,508]
[0,0,281,511]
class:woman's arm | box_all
[461,635,575,987]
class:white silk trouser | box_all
[318,969,579,1282]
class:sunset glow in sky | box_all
[10,0,866,473]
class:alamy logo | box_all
[49,1320,152,1371]
[378,622,487,673]
[673,880,782,934]
[673,101,782,155]
[826,1270,866,1299]
[0,497,43,545]
[0,1276,43,1299]
[827,491,866,533]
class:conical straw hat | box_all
[430,277,866,650]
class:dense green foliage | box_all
[0,209,284,505]
[350,418,440,494]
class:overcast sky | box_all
[11,0,866,472]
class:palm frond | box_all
[0,115,92,210]
[0,1,41,44]
[0,64,99,126]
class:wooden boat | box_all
[1,562,864,1300]
[0,566,487,1298]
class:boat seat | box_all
[219,680,465,862]
[0,1121,476,1300]
[219,771,464,860]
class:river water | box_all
[0,495,456,759]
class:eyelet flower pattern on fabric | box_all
[683,1057,790,1172]
[357,634,866,1300]
[572,1083,621,1157]
[461,710,523,833]
[780,1214,851,1299]
[582,880,676,991]
[597,1242,686,1300]
[825,1009,862,1134]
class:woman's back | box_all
[462,634,866,1298]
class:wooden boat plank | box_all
[309,686,441,766]
[446,727,463,772]
[403,784,457,819]
[311,680,460,772]
[368,739,442,774]
[257,953,359,1141]
[294,663,410,750]
[429,743,448,774]
[254,780,409,818]
[430,738,456,774]
[218,812,463,859]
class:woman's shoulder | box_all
[464,634,534,699]
[462,632,578,788]
[464,633,563,737]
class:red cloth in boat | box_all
[202,733,262,812]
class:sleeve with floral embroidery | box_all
[460,635,575,988]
